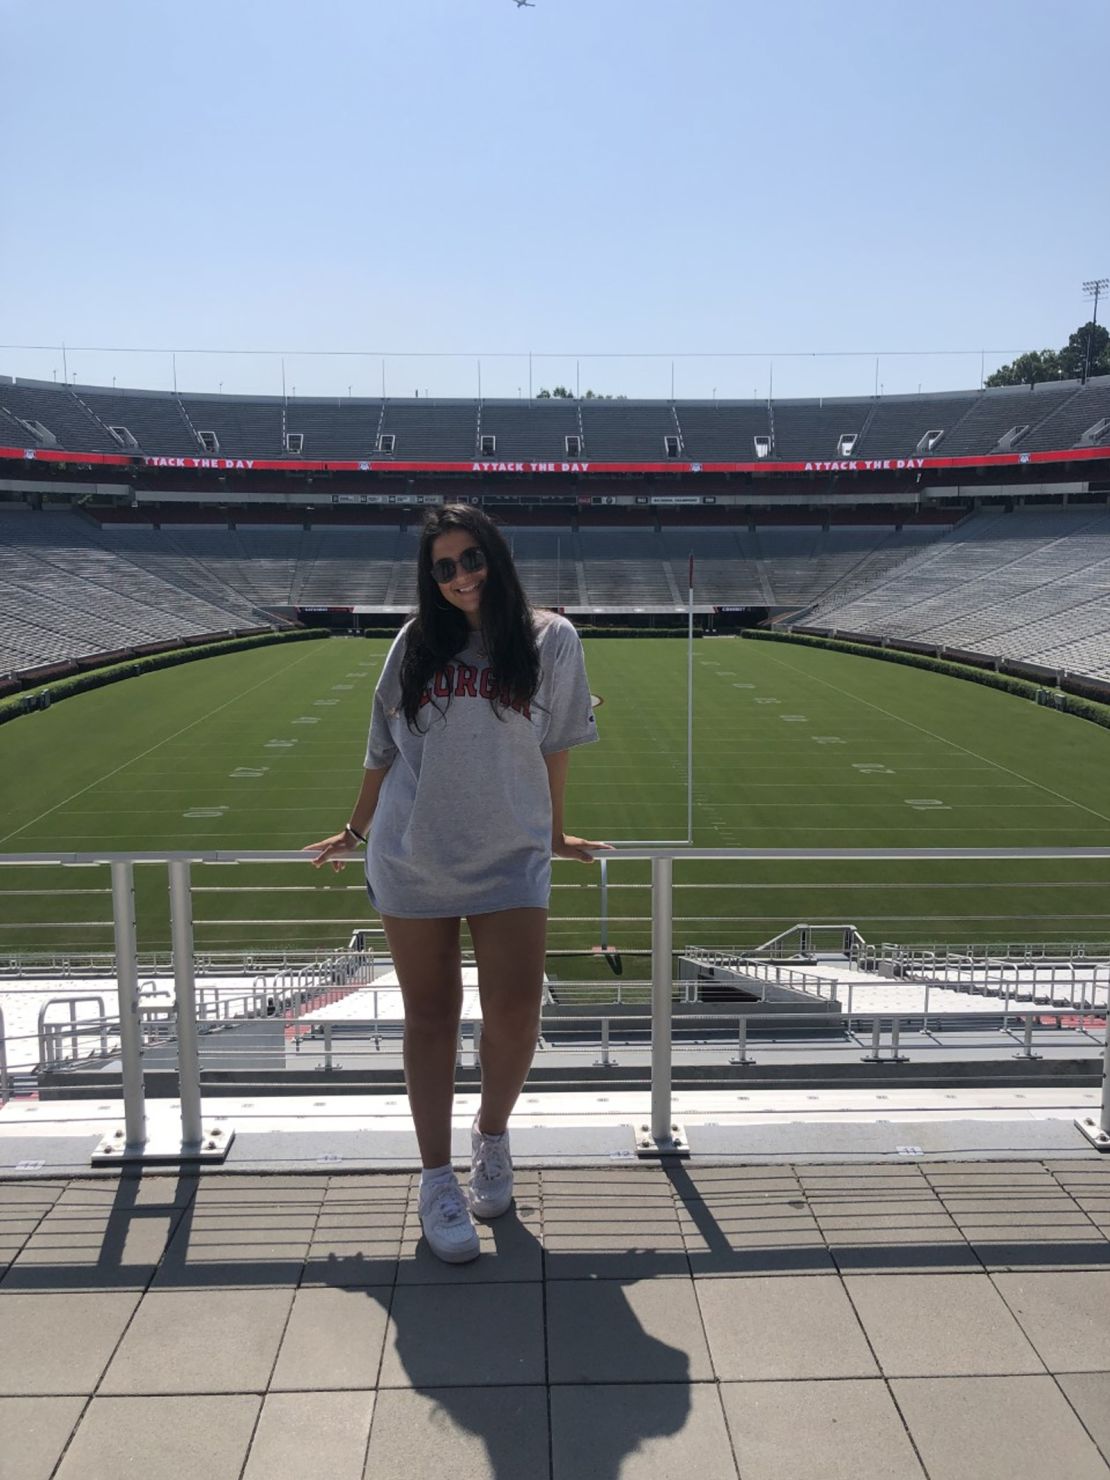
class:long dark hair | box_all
[399,504,541,730]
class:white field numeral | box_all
[905,798,949,810]
[230,767,268,779]
[853,762,893,772]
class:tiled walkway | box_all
[2,1160,1110,1479]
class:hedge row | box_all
[0,628,327,727]
[743,628,1110,733]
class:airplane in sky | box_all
[514,1,535,8]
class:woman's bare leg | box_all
[467,907,548,1136]
[380,914,462,1170]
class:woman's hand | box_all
[303,831,358,873]
[552,832,613,863]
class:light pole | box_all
[1082,278,1108,383]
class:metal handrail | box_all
[0,1005,8,1106]
[36,995,109,1069]
[1,847,1108,1161]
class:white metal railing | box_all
[0,848,1108,1156]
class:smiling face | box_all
[429,528,488,628]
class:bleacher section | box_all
[79,389,195,455]
[855,394,980,457]
[3,375,1110,462]
[671,404,772,459]
[938,384,1080,455]
[808,505,1110,676]
[7,505,1110,681]
[1021,379,1110,452]
[475,402,582,461]
[0,509,262,675]
[377,402,479,459]
[576,402,681,460]
[177,397,285,458]
[0,383,119,453]
[769,402,872,461]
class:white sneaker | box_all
[418,1174,480,1264]
[469,1117,514,1220]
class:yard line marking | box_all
[757,648,1110,827]
[0,642,321,846]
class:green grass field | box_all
[2,634,1110,973]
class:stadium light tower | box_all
[1082,278,1108,382]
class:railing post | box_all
[168,859,205,1149]
[0,1006,8,1107]
[1013,1013,1042,1061]
[594,1016,617,1068]
[639,855,686,1156]
[1075,1010,1110,1151]
[107,861,146,1153]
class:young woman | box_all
[307,504,608,1263]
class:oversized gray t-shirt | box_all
[363,611,599,918]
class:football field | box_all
[1,634,1109,971]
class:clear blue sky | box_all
[2,0,1107,401]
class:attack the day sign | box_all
[1,445,1108,475]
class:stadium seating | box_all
[671,404,772,459]
[0,509,264,675]
[855,394,979,457]
[0,382,119,453]
[2,374,1109,461]
[6,503,1110,681]
[937,383,1079,455]
[808,505,1110,675]
[769,402,869,460]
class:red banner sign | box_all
[0,445,1107,476]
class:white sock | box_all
[420,1163,455,1190]
[474,1115,506,1140]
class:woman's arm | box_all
[304,762,392,871]
[544,749,611,863]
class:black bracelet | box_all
[344,822,367,845]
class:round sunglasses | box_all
[430,545,487,585]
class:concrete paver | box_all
[547,1276,711,1384]
[550,1383,738,1480]
[0,1396,87,1480]
[719,1378,927,1480]
[1,1160,1109,1478]
[379,1283,546,1388]
[992,1270,1110,1369]
[52,1393,260,1480]
[890,1374,1110,1480]
[0,1290,141,1395]
[98,1287,294,1394]
[844,1272,1046,1376]
[243,1390,374,1480]
[269,1286,391,1390]
[696,1274,879,1380]
[366,1386,549,1480]
[1055,1373,1110,1463]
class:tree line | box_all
[535,386,626,399]
[986,321,1110,387]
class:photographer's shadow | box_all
[330,1209,694,1479]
